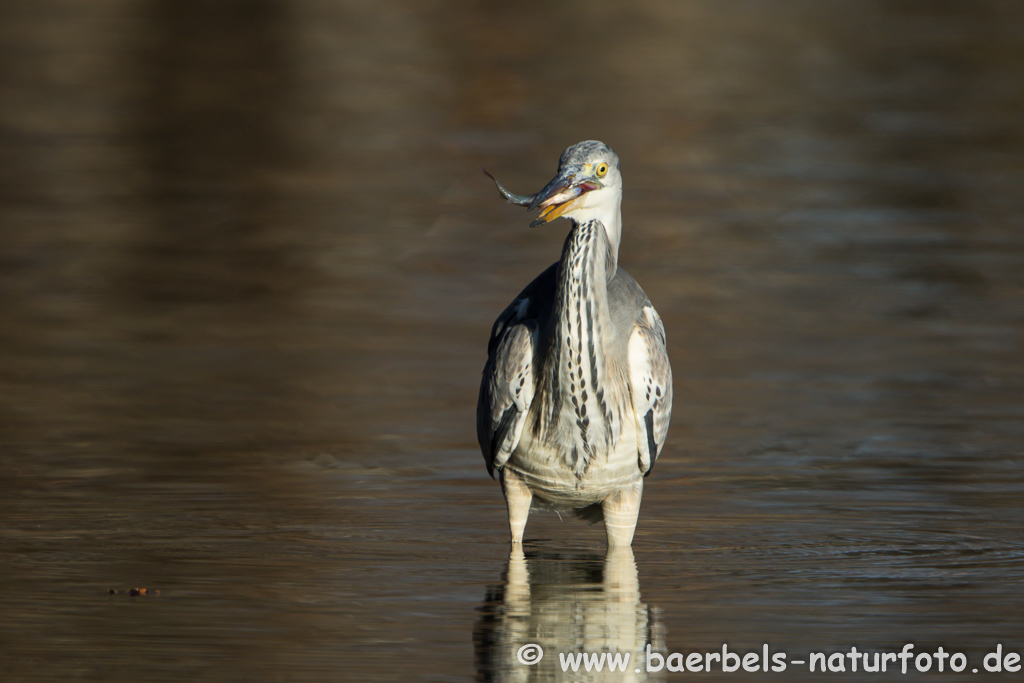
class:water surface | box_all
[1,1,1023,680]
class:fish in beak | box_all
[484,166,603,227]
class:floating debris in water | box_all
[107,588,160,596]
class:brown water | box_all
[2,1,1023,681]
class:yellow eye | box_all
[596,162,609,177]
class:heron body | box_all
[477,141,672,547]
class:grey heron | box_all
[477,140,672,547]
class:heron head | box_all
[484,141,622,227]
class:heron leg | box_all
[500,468,533,545]
[602,479,643,547]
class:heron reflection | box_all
[474,547,664,682]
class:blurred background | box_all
[1,0,1022,680]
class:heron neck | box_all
[552,219,617,386]
[568,199,622,271]
[542,219,618,470]
[556,219,617,314]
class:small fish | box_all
[482,168,536,207]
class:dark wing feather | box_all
[477,319,536,478]
[477,266,559,477]
[627,305,673,475]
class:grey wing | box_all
[627,304,673,475]
[477,306,537,479]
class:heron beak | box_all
[483,165,602,226]
[527,167,602,227]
